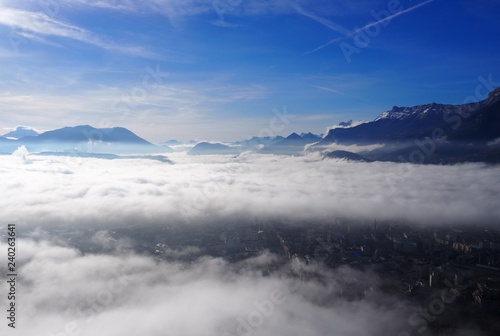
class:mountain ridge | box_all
[316,87,500,163]
[319,88,500,145]
[375,87,500,122]
[3,88,499,162]
[7,125,173,155]
[2,126,40,139]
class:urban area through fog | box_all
[1,151,499,335]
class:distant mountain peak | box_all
[3,125,40,140]
[159,139,182,146]
[188,142,239,155]
[286,132,302,140]
[300,132,322,141]
[15,125,171,155]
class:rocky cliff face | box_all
[375,87,500,122]
[315,88,500,164]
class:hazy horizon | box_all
[1,0,499,142]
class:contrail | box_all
[292,4,352,36]
[352,0,434,35]
[313,85,346,96]
[303,0,434,55]
[304,37,342,55]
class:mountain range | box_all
[261,132,322,155]
[0,125,172,155]
[316,87,500,163]
[188,133,321,155]
[2,87,499,162]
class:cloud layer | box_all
[1,152,499,229]
[0,153,496,335]
[0,239,427,336]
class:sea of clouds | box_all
[0,239,486,336]
[0,151,498,335]
[1,150,499,228]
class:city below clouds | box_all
[0,150,497,335]
[0,239,449,336]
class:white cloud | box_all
[324,119,369,135]
[0,239,429,336]
[312,142,385,154]
[0,153,494,335]
[0,79,271,142]
[487,137,500,146]
[0,2,159,58]
[0,152,499,229]
[0,7,88,39]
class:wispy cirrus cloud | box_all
[0,7,84,37]
[67,0,294,17]
[0,76,271,142]
[0,3,159,58]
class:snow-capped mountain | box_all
[316,87,500,163]
[375,103,479,122]
[375,88,500,122]
[321,87,500,144]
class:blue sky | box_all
[0,0,499,142]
